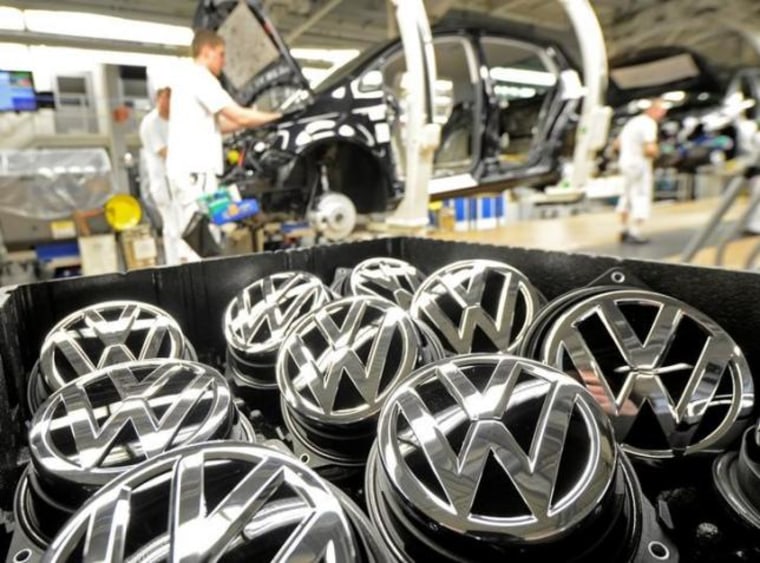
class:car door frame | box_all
[476,34,571,180]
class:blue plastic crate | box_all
[35,241,80,262]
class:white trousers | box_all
[616,162,654,221]
[162,173,218,266]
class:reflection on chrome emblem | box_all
[43,443,364,562]
[410,259,541,355]
[39,301,187,393]
[348,257,426,309]
[30,361,238,487]
[225,271,333,357]
[539,289,754,459]
[376,354,616,541]
[278,296,420,422]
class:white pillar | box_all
[559,0,611,191]
[385,0,440,232]
[102,64,130,194]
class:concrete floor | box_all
[428,198,760,271]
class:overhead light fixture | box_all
[489,67,557,87]
[24,10,193,46]
[290,48,360,66]
[495,85,538,99]
[662,90,686,103]
[28,45,188,69]
[435,79,453,92]
[0,7,24,31]
[0,8,193,47]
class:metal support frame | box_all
[679,169,760,266]
[386,0,609,231]
[715,176,760,266]
[681,175,745,263]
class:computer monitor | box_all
[0,70,38,112]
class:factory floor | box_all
[428,197,760,271]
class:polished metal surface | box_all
[375,354,617,542]
[410,259,541,354]
[539,289,755,459]
[278,296,421,424]
[348,257,426,309]
[38,301,187,393]
[30,360,238,487]
[713,423,760,529]
[42,442,364,562]
[225,271,334,358]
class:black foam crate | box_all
[0,236,759,561]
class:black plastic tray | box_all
[1,237,759,561]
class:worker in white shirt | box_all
[166,29,282,264]
[138,78,173,262]
[615,99,667,244]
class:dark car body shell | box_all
[197,1,581,213]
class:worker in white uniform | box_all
[138,78,172,262]
[615,99,667,244]
[166,29,281,263]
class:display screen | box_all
[0,70,38,112]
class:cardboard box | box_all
[438,206,456,232]
[223,227,254,256]
[119,225,158,270]
[78,234,119,276]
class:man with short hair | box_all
[615,99,667,244]
[166,29,281,264]
[139,79,172,261]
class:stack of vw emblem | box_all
[365,354,678,561]
[41,443,385,562]
[528,288,755,461]
[10,256,760,562]
[27,300,196,412]
[277,296,441,484]
[340,257,427,309]
[224,271,334,420]
[410,259,543,355]
[11,360,255,559]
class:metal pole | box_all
[715,176,760,265]
[681,175,746,262]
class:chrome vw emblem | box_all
[43,443,360,562]
[539,289,754,459]
[278,296,421,423]
[375,354,616,541]
[348,257,426,309]
[39,301,187,393]
[30,360,236,487]
[225,271,333,357]
[410,259,541,355]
